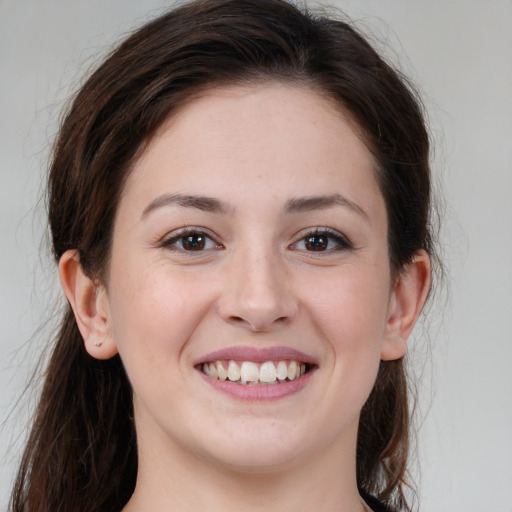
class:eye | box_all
[291,229,352,252]
[161,229,222,252]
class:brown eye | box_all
[304,235,329,251]
[291,229,353,253]
[182,234,206,251]
[162,230,220,252]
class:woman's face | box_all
[103,84,402,472]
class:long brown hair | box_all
[11,1,435,510]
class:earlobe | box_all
[381,250,431,361]
[58,250,118,360]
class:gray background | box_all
[1,1,511,510]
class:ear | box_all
[381,250,431,361]
[58,249,118,360]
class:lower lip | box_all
[197,368,315,401]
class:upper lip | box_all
[194,346,318,366]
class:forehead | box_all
[120,83,384,220]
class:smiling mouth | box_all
[200,360,312,385]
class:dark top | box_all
[364,494,397,512]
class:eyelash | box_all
[290,228,353,253]
[160,227,352,254]
[160,228,223,253]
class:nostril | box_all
[227,314,289,332]
[219,288,299,331]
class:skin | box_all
[60,84,430,512]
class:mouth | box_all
[194,347,318,395]
[199,359,313,385]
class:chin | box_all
[206,446,303,474]
[194,423,308,473]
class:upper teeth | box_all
[202,360,307,384]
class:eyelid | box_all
[157,226,352,253]
[159,226,224,251]
[289,227,353,252]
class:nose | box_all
[217,245,299,332]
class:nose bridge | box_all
[220,236,297,331]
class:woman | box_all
[10,0,435,511]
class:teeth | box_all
[276,361,288,381]
[240,361,259,383]
[202,359,309,384]
[287,361,297,381]
[228,360,241,382]
[216,361,227,380]
[259,361,277,383]
[208,362,218,379]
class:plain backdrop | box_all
[1,1,511,510]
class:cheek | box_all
[300,262,391,359]
[107,260,214,374]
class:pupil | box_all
[306,235,327,251]
[183,234,205,250]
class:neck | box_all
[123,415,368,512]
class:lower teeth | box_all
[208,376,305,385]
[240,380,282,386]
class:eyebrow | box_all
[284,194,369,220]
[141,193,230,218]
[141,192,368,221]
